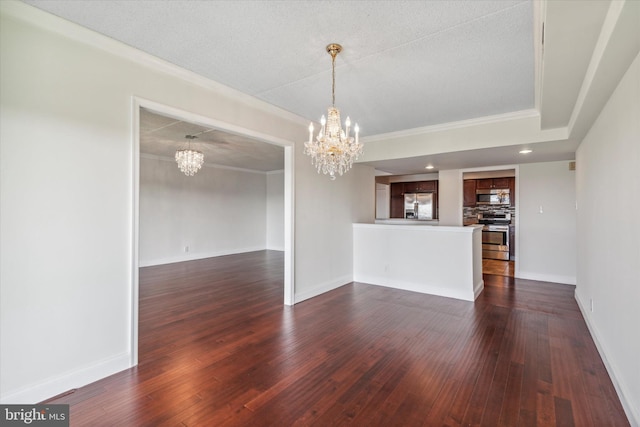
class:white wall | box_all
[139,156,269,266]
[0,3,372,403]
[575,52,640,426]
[266,171,285,251]
[517,161,577,284]
[294,163,375,302]
[438,169,463,226]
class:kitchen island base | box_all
[353,223,483,302]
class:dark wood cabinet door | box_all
[492,177,511,188]
[403,182,419,192]
[476,177,511,190]
[390,183,404,197]
[404,181,437,192]
[509,177,516,207]
[418,181,436,192]
[390,196,404,218]
[463,180,476,207]
[476,179,493,189]
[390,183,405,218]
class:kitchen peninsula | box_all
[353,223,483,302]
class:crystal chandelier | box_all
[175,135,204,176]
[305,43,363,180]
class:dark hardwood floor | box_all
[482,258,515,277]
[43,250,629,426]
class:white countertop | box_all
[374,218,440,225]
[358,222,483,233]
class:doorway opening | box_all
[462,168,517,278]
[131,98,294,366]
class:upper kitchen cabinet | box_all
[463,180,476,207]
[466,176,515,207]
[476,177,511,189]
[508,177,515,207]
[403,181,437,193]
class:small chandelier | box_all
[305,43,363,180]
[175,135,204,176]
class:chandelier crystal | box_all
[175,135,204,176]
[304,43,363,180]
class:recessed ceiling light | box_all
[425,165,434,169]
[519,149,533,154]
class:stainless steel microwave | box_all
[476,189,510,205]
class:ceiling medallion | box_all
[304,43,363,180]
[175,135,204,176]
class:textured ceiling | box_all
[19,0,619,175]
[140,109,284,172]
[22,0,534,136]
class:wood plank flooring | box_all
[43,250,629,426]
[482,259,515,277]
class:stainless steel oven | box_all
[478,212,511,261]
[482,225,509,260]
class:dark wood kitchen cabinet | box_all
[475,177,516,206]
[389,181,439,218]
[463,180,476,207]
[477,178,510,189]
[492,177,511,188]
[404,181,437,192]
[403,181,419,192]
[509,177,516,207]
[390,183,404,218]
[475,179,492,189]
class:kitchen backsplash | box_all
[464,205,516,224]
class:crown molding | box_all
[362,109,540,143]
[1,1,309,128]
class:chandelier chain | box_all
[332,53,336,107]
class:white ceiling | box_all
[21,0,619,175]
[140,109,284,172]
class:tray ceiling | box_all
[20,0,624,175]
[23,0,534,137]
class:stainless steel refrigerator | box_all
[404,193,434,220]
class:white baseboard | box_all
[474,279,485,299]
[516,270,576,285]
[266,246,285,252]
[294,275,352,304]
[355,274,476,302]
[139,246,266,267]
[0,352,131,404]
[575,291,639,427]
